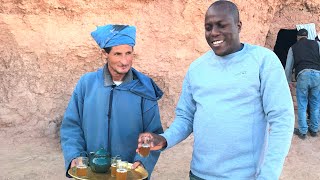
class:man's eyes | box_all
[218,24,227,28]
[113,52,132,56]
[205,24,227,31]
[205,26,212,31]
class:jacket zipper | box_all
[107,85,116,155]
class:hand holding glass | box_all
[138,136,151,157]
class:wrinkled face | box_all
[106,44,133,77]
[205,7,242,56]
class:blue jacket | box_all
[60,65,163,177]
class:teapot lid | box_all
[95,147,109,156]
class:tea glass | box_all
[139,136,151,157]
[116,161,128,180]
[111,155,121,177]
[75,157,89,177]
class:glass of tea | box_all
[111,155,121,177]
[139,136,151,157]
[116,161,128,180]
[75,157,88,177]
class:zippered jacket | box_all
[60,65,163,177]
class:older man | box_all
[285,28,320,139]
[137,1,294,179]
[60,24,163,177]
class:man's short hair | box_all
[297,29,308,37]
[209,0,240,23]
[103,47,112,54]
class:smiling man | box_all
[136,1,294,179]
[60,24,163,178]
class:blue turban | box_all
[91,24,136,48]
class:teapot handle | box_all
[79,151,88,157]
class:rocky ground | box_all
[1,125,320,180]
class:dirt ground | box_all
[1,124,320,180]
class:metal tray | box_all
[68,163,148,180]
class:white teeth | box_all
[212,40,223,45]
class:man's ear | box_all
[101,49,108,60]
[237,21,242,33]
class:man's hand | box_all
[289,82,295,91]
[136,132,167,153]
[70,159,76,169]
[131,161,144,169]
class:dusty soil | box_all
[1,123,320,180]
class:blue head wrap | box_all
[91,24,136,48]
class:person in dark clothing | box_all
[285,28,320,139]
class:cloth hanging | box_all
[296,23,317,40]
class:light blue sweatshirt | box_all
[161,43,294,179]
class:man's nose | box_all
[210,27,219,36]
[120,55,129,64]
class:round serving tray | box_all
[68,163,148,180]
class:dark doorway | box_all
[273,29,297,68]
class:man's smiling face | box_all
[205,6,242,56]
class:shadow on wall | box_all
[273,29,297,68]
[44,115,63,139]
